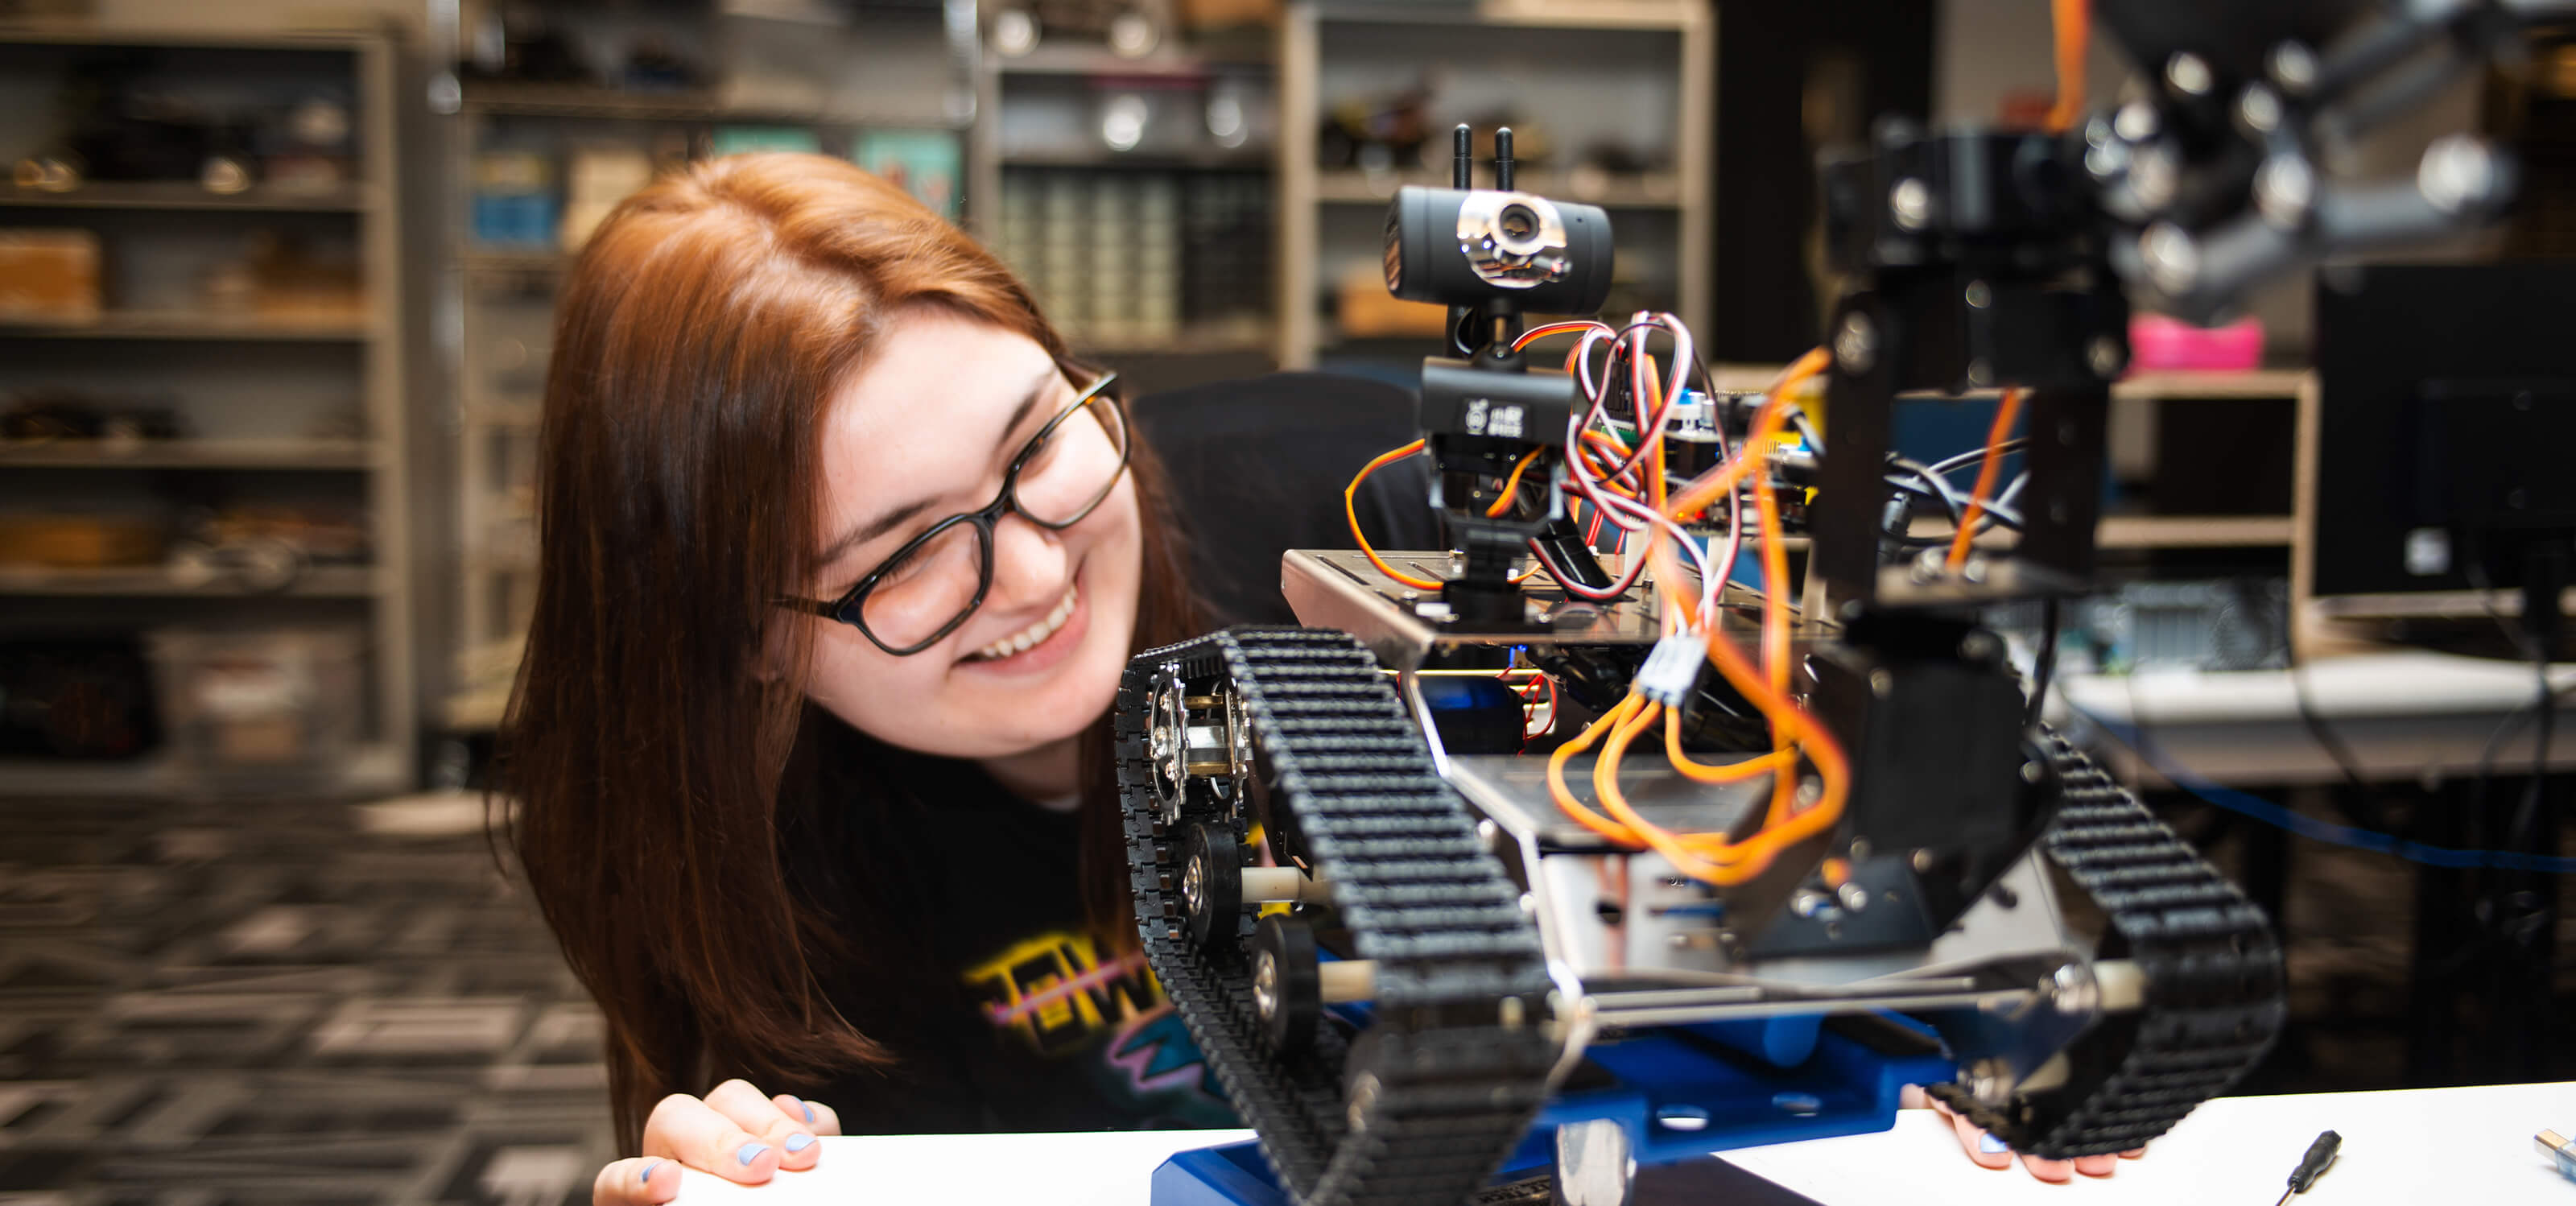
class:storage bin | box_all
[145,624,364,772]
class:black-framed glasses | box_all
[776,371,1129,656]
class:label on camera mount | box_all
[1636,633,1709,705]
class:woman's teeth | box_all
[969,585,1079,662]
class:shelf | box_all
[0,24,373,52]
[458,82,961,128]
[1002,149,1272,171]
[0,181,373,212]
[0,564,379,597]
[1313,0,1700,31]
[458,250,568,275]
[2095,515,2295,548]
[1684,364,2310,399]
[0,438,374,469]
[1316,169,1682,209]
[996,45,1273,77]
[0,741,408,799]
[0,312,371,341]
[2112,369,2308,399]
[1083,334,1274,356]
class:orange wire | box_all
[1484,446,1546,518]
[1346,439,1444,591]
[2046,0,2089,134]
[1946,388,2025,571]
[1665,710,1793,784]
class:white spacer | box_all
[1241,867,1330,905]
[1319,960,1377,1005]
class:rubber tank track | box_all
[1924,733,2287,1159]
[1115,627,1558,1206]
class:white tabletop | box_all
[671,1083,2575,1206]
[2051,651,2576,787]
[1719,1081,2575,1204]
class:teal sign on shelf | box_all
[854,129,962,221]
[712,126,823,157]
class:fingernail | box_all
[737,1142,770,1167]
[799,1100,815,1124]
[640,1160,659,1184]
[783,1133,814,1153]
[1979,1133,2010,1154]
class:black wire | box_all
[1925,437,2033,477]
[2291,660,2391,833]
[2026,597,2061,729]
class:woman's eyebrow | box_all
[813,366,1061,566]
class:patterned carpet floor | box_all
[0,794,613,1206]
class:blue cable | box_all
[2075,711,2576,875]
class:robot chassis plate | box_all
[1118,551,2285,1206]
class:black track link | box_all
[1117,627,1558,1206]
[1923,733,2285,1159]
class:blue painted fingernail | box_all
[640,1160,659,1184]
[799,1100,816,1125]
[737,1142,770,1167]
[1979,1133,2010,1154]
[784,1133,814,1153]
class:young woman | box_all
[502,153,2136,1206]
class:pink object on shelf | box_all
[2128,313,2264,373]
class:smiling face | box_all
[796,308,1143,762]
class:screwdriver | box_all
[2272,1130,2340,1206]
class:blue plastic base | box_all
[1151,1018,1955,1206]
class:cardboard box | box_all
[0,229,101,320]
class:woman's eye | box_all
[1020,429,1060,475]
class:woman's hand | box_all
[592,1080,843,1205]
[1899,1085,2146,1182]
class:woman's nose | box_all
[986,513,1071,610]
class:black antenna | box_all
[1493,126,1516,192]
[1451,123,1473,189]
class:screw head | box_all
[2254,154,2317,229]
[2113,100,2159,142]
[2420,134,2505,216]
[2140,222,2202,295]
[2237,84,2283,134]
[2165,52,2213,97]
[2087,334,2127,379]
[1835,311,1879,374]
[1912,848,1937,873]
[1836,881,1872,913]
[2268,41,2318,94]
[1964,279,1992,309]
[2127,141,2178,212]
[1889,176,1932,231]
[1869,668,1894,697]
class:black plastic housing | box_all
[1384,185,1616,315]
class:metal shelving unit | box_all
[1,181,374,211]
[1277,0,1714,369]
[0,438,375,469]
[0,27,415,796]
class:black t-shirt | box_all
[782,371,1441,1134]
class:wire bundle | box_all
[1343,320,1857,886]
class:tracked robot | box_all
[1116,5,2569,1203]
